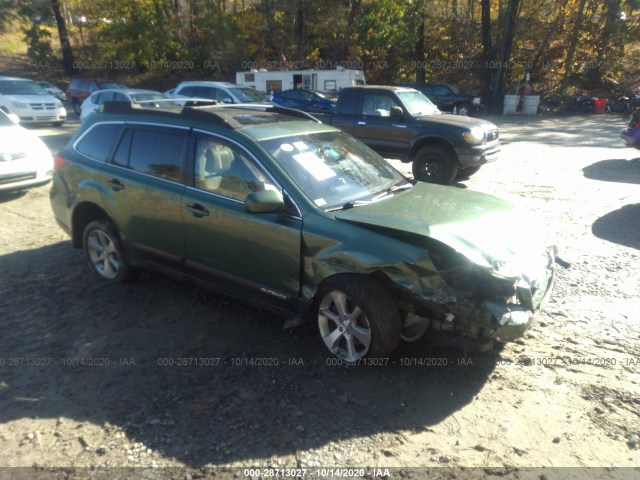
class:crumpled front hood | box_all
[335,183,549,277]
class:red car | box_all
[65,78,126,115]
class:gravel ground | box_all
[0,113,639,480]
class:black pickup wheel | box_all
[412,145,458,185]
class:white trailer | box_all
[235,68,365,94]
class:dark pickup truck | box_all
[316,86,499,184]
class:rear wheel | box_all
[72,98,81,115]
[316,275,401,362]
[412,145,458,184]
[82,219,140,283]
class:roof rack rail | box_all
[99,100,240,129]
[98,100,321,130]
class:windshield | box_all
[0,80,48,95]
[230,87,268,102]
[259,130,409,210]
[396,90,439,116]
[316,91,338,103]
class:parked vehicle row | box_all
[0,76,67,126]
[66,78,127,114]
[79,88,170,122]
[49,101,558,362]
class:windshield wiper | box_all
[326,199,372,212]
[371,182,413,201]
[326,183,412,212]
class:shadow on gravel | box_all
[0,242,498,467]
[582,158,640,184]
[0,190,27,203]
[592,204,640,250]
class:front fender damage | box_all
[302,233,555,344]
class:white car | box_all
[35,81,66,101]
[169,81,270,104]
[79,88,169,122]
[0,110,53,193]
[0,76,66,126]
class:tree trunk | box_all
[481,0,496,110]
[342,0,362,59]
[495,0,520,105]
[559,0,587,95]
[531,0,569,74]
[51,0,75,75]
[416,0,425,84]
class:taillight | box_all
[53,153,65,170]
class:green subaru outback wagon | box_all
[50,102,557,362]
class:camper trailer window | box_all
[244,73,255,82]
[324,80,336,91]
[266,80,282,93]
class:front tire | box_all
[316,275,401,362]
[412,145,458,184]
[82,219,140,283]
[456,165,481,180]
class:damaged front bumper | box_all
[400,249,557,344]
[458,260,556,342]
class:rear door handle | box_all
[108,179,124,191]
[186,203,210,218]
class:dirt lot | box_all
[1,113,639,479]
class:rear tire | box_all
[82,219,140,283]
[412,145,458,185]
[72,99,81,115]
[316,275,401,362]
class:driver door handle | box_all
[186,203,210,218]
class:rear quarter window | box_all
[127,129,187,182]
[75,123,123,162]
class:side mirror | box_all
[390,106,404,118]
[221,97,233,104]
[245,189,284,214]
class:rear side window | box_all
[75,123,122,162]
[179,86,196,96]
[127,129,186,182]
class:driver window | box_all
[194,138,271,201]
[361,94,397,117]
